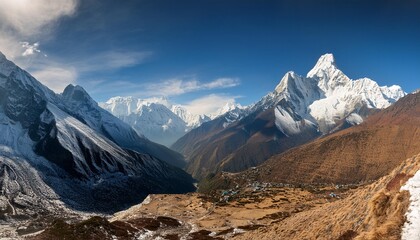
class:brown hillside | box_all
[255,92,420,185]
[235,153,420,240]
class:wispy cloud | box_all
[32,66,77,93]
[75,51,153,72]
[180,94,241,116]
[86,77,240,100]
[143,77,240,96]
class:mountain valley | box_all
[1,1,419,239]
[0,52,418,240]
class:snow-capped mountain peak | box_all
[138,96,172,108]
[307,53,337,78]
[307,53,351,95]
[0,51,15,76]
[380,84,406,102]
[0,51,55,101]
[101,97,215,146]
[103,96,172,117]
[62,84,97,106]
[220,53,406,136]
[275,71,298,93]
[212,101,243,119]
[170,104,210,128]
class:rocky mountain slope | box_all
[0,51,194,224]
[173,53,406,179]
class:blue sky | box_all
[0,0,419,115]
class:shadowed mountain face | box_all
[176,107,320,179]
[172,54,406,180]
[60,85,188,169]
[0,52,194,215]
[239,92,420,185]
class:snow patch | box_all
[346,113,363,125]
[401,170,420,240]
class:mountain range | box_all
[172,53,406,179]
[0,52,194,217]
[100,96,242,146]
[0,50,417,239]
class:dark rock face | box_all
[35,122,81,178]
[1,74,47,142]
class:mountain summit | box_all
[307,53,337,78]
[173,53,406,179]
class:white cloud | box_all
[32,66,77,93]
[21,42,41,56]
[0,0,78,37]
[86,77,240,100]
[0,0,79,58]
[181,94,240,116]
[0,1,147,94]
[144,77,240,96]
[0,0,79,93]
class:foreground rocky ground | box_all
[24,182,357,239]
[3,153,418,239]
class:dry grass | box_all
[113,185,342,237]
[235,153,420,240]
[355,190,409,240]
